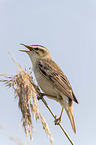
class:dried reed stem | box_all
[0,52,75,145]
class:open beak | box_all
[19,43,33,52]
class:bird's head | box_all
[20,44,51,60]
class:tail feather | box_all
[65,107,76,134]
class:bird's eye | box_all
[35,48,39,51]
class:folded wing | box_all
[38,59,78,104]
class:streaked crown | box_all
[31,45,49,57]
[21,44,51,59]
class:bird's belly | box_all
[34,70,58,97]
[34,70,69,107]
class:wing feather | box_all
[38,59,78,103]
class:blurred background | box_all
[0,0,96,145]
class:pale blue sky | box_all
[0,0,96,145]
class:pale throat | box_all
[28,53,39,68]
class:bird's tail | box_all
[65,107,76,134]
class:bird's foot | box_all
[37,93,44,100]
[54,116,61,125]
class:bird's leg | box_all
[37,93,57,100]
[54,107,64,125]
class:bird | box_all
[20,43,79,134]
